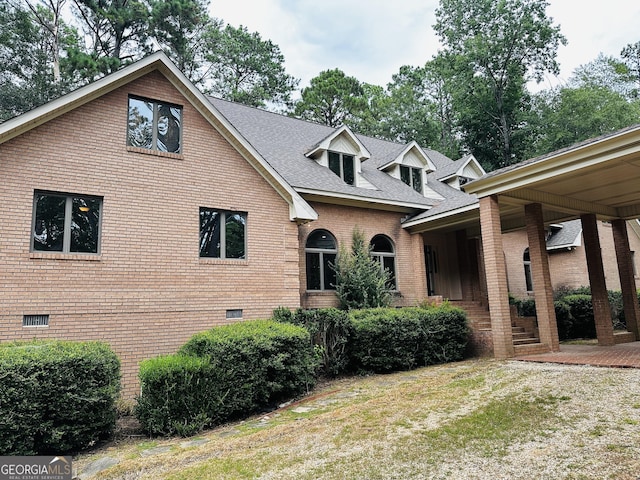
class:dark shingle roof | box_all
[209,98,448,207]
[547,220,582,250]
[403,172,479,223]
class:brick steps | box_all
[451,300,540,346]
[514,342,551,356]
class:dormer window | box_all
[400,165,423,193]
[328,151,355,185]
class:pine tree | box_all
[333,227,392,310]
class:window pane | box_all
[324,253,337,290]
[343,155,355,185]
[306,230,336,250]
[328,152,341,177]
[70,197,100,253]
[383,256,396,289]
[225,213,246,259]
[524,263,533,291]
[157,104,182,153]
[128,98,153,149]
[199,209,221,257]
[306,252,321,290]
[370,235,393,253]
[400,165,410,186]
[412,167,423,193]
[33,194,66,251]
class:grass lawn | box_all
[75,359,640,479]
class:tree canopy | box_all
[433,0,566,170]
[2,0,639,172]
[293,68,368,127]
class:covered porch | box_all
[465,125,640,358]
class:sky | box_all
[208,0,640,91]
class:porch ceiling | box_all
[465,124,640,231]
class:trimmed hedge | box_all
[561,294,596,339]
[135,320,316,436]
[273,307,353,377]
[349,306,469,373]
[135,355,214,437]
[0,341,120,455]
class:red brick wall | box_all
[298,203,428,308]
[0,71,300,397]
[504,221,640,299]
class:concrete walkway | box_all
[514,341,640,368]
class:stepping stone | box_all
[291,406,315,413]
[180,439,209,448]
[140,446,172,457]
[78,457,119,479]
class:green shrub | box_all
[274,307,353,377]
[562,294,596,338]
[136,320,316,436]
[0,341,120,455]
[135,355,215,437]
[514,298,536,317]
[607,290,626,330]
[554,300,573,340]
[333,227,392,310]
[349,306,469,373]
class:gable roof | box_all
[0,51,318,223]
[209,97,444,211]
[435,154,485,182]
[2,52,484,226]
[377,141,437,172]
[546,220,582,250]
[305,125,371,160]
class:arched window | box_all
[305,229,337,290]
[523,248,533,292]
[370,234,397,289]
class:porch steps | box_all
[450,300,540,346]
[513,342,550,356]
[512,326,539,345]
[449,300,492,331]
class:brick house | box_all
[504,219,640,299]
[2,52,640,396]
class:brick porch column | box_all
[612,219,640,339]
[580,213,615,346]
[479,195,514,358]
[524,203,560,352]
[524,203,559,351]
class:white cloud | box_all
[210,0,639,90]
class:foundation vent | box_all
[226,309,243,319]
[23,314,49,327]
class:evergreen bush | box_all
[333,227,392,310]
[135,320,316,436]
[561,294,596,338]
[349,306,469,373]
[273,307,353,376]
[0,341,120,455]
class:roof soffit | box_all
[465,126,640,198]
